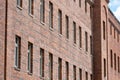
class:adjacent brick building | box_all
[0,0,120,80]
[93,0,120,80]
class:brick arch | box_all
[103,5,107,26]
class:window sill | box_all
[49,27,54,31]
[58,33,62,37]
[14,66,20,71]
[73,43,76,47]
[29,13,34,18]
[16,5,22,10]
[39,76,45,79]
[79,46,82,49]
[40,21,45,25]
[27,71,33,75]
[65,38,69,42]
[85,51,88,54]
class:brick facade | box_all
[93,0,120,80]
[0,0,120,80]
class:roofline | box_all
[108,8,120,25]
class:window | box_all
[49,53,53,80]
[117,32,119,42]
[79,27,82,48]
[66,15,69,39]
[73,65,76,80]
[118,56,119,72]
[85,72,88,80]
[40,0,45,22]
[79,69,82,80]
[85,32,88,52]
[49,1,53,28]
[73,21,76,44]
[15,35,21,69]
[114,28,116,39]
[29,0,34,15]
[104,59,106,77]
[90,7,92,19]
[110,50,113,68]
[110,23,112,35]
[40,48,44,77]
[28,42,33,74]
[90,36,92,54]
[85,0,87,13]
[114,53,116,70]
[103,21,106,40]
[65,62,69,80]
[58,9,62,34]
[17,0,22,8]
[90,74,93,80]
[79,0,81,7]
[58,58,62,80]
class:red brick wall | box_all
[93,0,120,80]
[0,0,6,79]
[107,10,120,80]
[5,0,93,80]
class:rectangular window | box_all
[40,48,44,77]
[117,32,119,42]
[73,21,76,44]
[110,50,113,68]
[85,0,87,13]
[49,1,53,28]
[49,53,53,80]
[28,42,33,74]
[65,62,69,80]
[110,23,112,35]
[79,69,82,80]
[118,56,119,72]
[73,65,76,80]
[58,9,62,34]
[66,15,69,39]
[15,35,21,69]
[29,0,34,15]
[114,53,116,70]
[85,32,88,52]
[90,74,93,80]
[104,59,106,77]
[79,0,81,7]
[90,36,92,54]
[58,58,62,80]
[79,27,82,48]
[90,7,92,19]
[40,0,45,22]
[103,21,106,40]
[85,72,88,80]
[17,0,22,8]
[114,28,116,39]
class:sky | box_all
[108,0,120,22]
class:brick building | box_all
[93,0,120,80]
[0,0,120,80]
